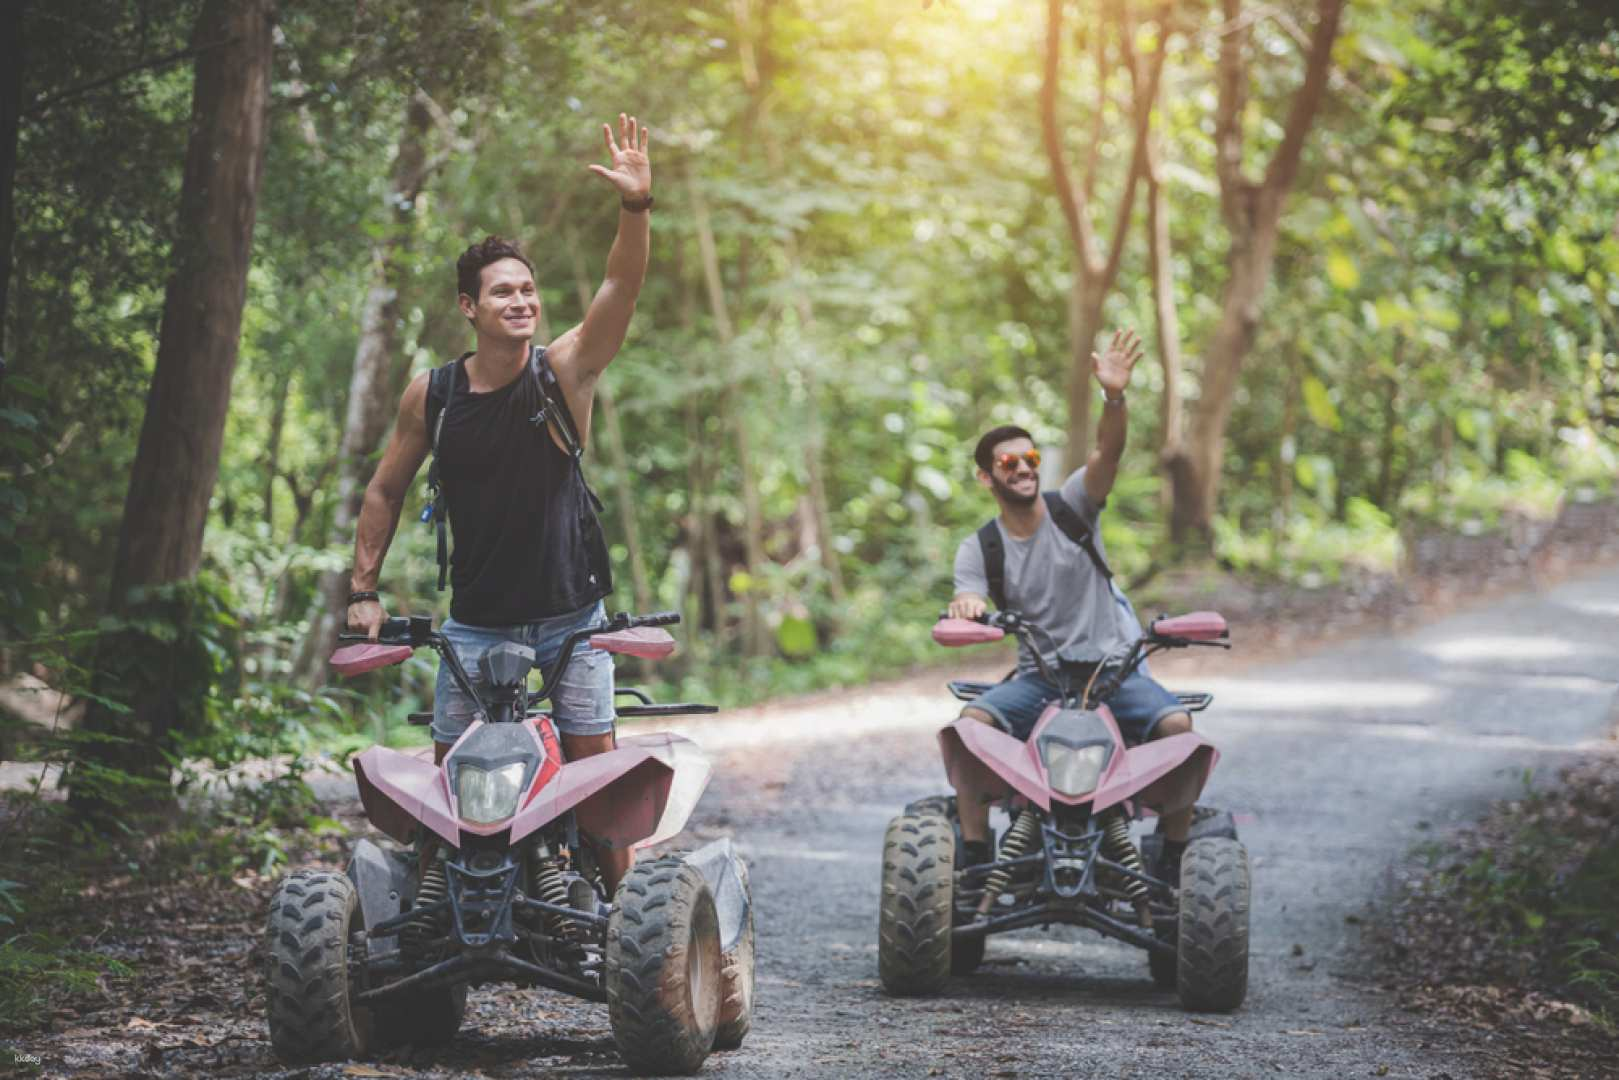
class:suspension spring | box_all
[403,862,447,957]
[530,859,576,941]
[976,809,1040,915]
[1100,808,1152,926]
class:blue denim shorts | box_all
[969,667,1186,744]
[432,600,615,743]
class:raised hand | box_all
[587,113,651,200]
[1091,328,1145,398]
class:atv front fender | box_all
[348,838,413,960]
[683,837,751,952]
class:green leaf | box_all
[1301,375,1342,432]
[1326,250,1360,291]
[775,615,817,659]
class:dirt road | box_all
[26,567,1619,1078]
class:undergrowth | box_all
[1389,756,1619,1027]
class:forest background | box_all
[1,0,1618,810]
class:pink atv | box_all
[878,610,1250,1011]
[264,611,754,1076]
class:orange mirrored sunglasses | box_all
[994,449,1041,472]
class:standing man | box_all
[345,114,654,895]
[946,330,1202,883]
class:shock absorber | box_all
[403,861,448,957]
[1100,808,1152,927]
[530,859,576,941]
[976,809,1040,916]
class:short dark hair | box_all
[456,235,534,300]
[974,424,1034,472]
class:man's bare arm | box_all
[550,115,652,424]
[348,372,431,637]
[1083,329,1144,506]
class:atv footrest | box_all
[948,680,998,702]
[615,703,719,718]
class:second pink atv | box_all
[878,609,1250,1011]
[264,610,753,1076]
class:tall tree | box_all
[299,92,439,684]
[0,0,21,346]
[1041,0,1165,470]
[1163,0,1345,543]
[69,0,275,810]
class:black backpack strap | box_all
[528,346,605,513]
[976,520,1007,611]
[1042,490,1113,581]
[422,354,467,592]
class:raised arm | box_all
[1083,328,1145,505]
[550,113,652,397]
[347,372,431,638]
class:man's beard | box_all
[989,472,1039,507]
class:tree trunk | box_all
[262,376,288,529]
[1141,82,1186,520]
[1376,335,1402,509]
[1167,0,1345,544]
[1042,0,1162,471]
[300,94,435,686]
[690,164,768,656]
[0,0,22,346]
[69,0,274,812]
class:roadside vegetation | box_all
[1381,752,1619,1075]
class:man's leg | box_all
[1147,710,1195,843]
[1105,668,1207,884]
[538,604,628,896]
[560,730,632,896]
[954,706,999,848]
[947,675,1053,862]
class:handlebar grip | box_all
[338,616,413,645]
[635,610,681,627]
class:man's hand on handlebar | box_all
[348,598,386,641]
[947,594,989,621]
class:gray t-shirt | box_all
[953,466,1134,673]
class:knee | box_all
[1152,711,1193,739]
[960,706,997,727]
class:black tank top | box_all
[426,357,612,626]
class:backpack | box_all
[420,345,602,591]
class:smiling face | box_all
[978,434,1040,507]
[458,257,540,343]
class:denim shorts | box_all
[432,600,615,744]
[969,667,1186,745]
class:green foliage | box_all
[6,0,1619,769]
[0,930,131,1035]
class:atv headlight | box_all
[456,762,527,824]
[1044,742,1110,798]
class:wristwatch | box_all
[1103,391,1126,407]
[621,193,654,213]
[348,590,379,606]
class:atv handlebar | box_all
[948,608,1231,707]
[337,609,685,724]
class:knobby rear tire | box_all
[878,811,955,995]
[1176,837,1251,1012]
[265,869,371,1063]
[605,855,722,1075]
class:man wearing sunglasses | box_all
[945,329,1198,883]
